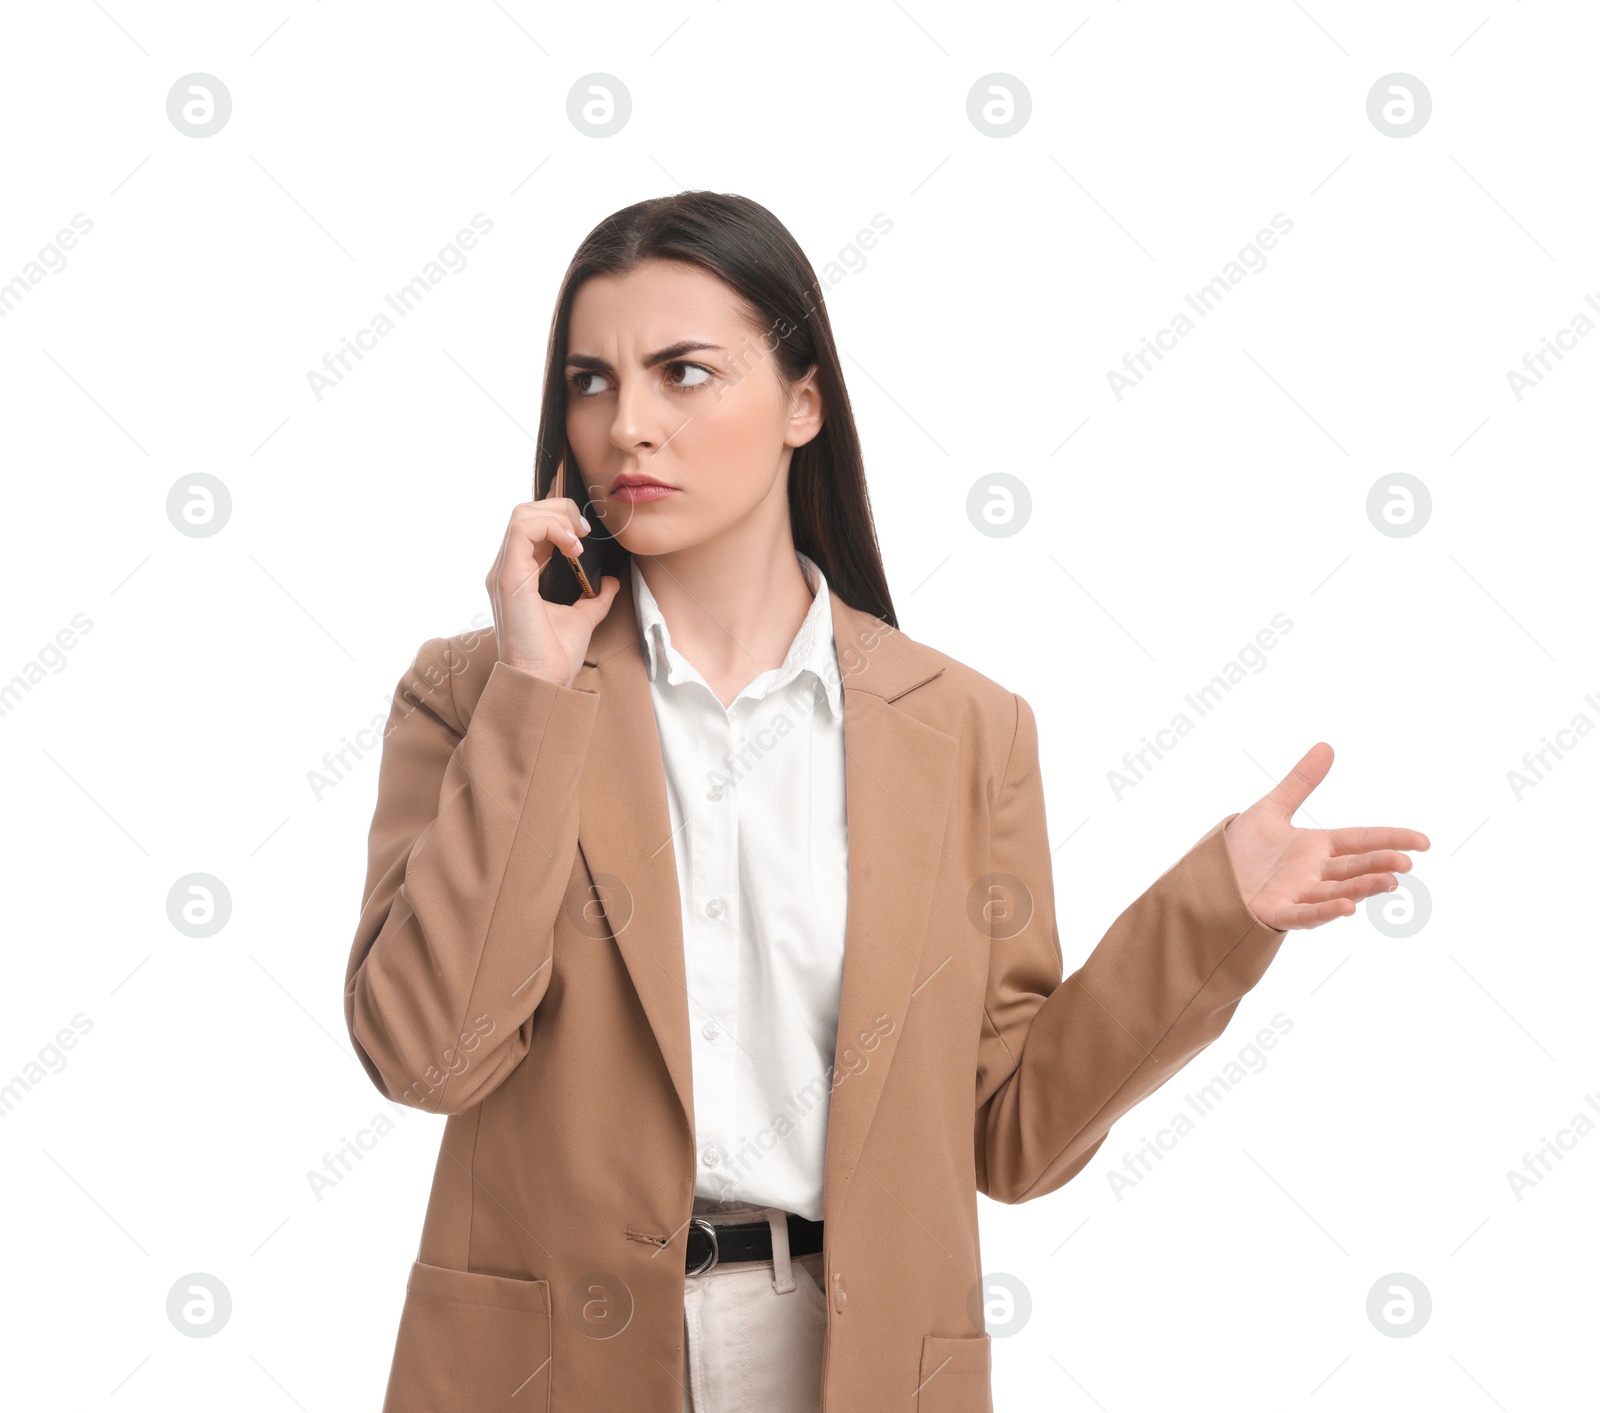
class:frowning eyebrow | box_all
[564,340,725,373]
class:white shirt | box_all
[631,551,848,1222]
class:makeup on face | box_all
[563,263,809,565]
[610,471,679,504]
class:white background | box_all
[1,1,1594,1408]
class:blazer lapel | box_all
[570,566,955,1214]
[820,592,954,1217]
[571,568,696,1134]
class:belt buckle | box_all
[687,1217,720,1276]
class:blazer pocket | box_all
[916,1332,993,1413]
[383,1260,552,1413]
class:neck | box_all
[634,520,815,704]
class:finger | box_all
[1323,849,1417,882]
[1298,872,1401,905]
[498,519,576,595]
[509,508,585,561]
[1274,896,1359,930]
[513,504,586,539]
[488,507,586,605]
[572,575,621,623]
[516,496,581,518]
[1324,826,1431,856]
[1258,741,1334,820]
[517,497,588,537]
[496,533,557,593]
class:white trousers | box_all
[679,1200,827,1413]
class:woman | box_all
[344,192,1428,1413]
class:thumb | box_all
[572,574,621,628]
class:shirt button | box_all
[701,1145,722,1167]
[705,897,725,919]
[701,1020,721,1042]
[707,783,726,801]
[832,1273,847,1313]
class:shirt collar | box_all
[632,551,843,720]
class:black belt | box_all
[685,1212,823,1275]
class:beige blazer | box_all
[344,569,1288,1412]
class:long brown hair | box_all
[531,191,897,628]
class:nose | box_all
[608,373,661,457]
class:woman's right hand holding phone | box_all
[486,497,620,688]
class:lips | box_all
[610,473,672,492]
[610,473,679,504]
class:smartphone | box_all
[551,451,599,598]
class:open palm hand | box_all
[1223,743,1430,932]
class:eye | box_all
[567,370,609,398]
[666,361,713,391]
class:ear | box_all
[783,364,826,449]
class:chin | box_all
[610,521,695,558]
[613,517,733,560]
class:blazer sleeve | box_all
[344,636,600,1115]
[973,691,1289,1204]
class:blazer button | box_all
[832,1273,847,1314]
